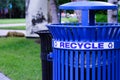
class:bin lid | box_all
[59,1,117,10]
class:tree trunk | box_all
[108,0,118,23]
[71,0,87,23]
[25,0,30,16]
[26,0,48,37]
[49,0,59,24]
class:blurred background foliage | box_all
[0,0,120,22]
[0,0,25,18]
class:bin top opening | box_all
[59,1,118,10]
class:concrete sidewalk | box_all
[0,73,11,80]
[0,23,26,37]
[0,23,25,27]
[0,30,26,37]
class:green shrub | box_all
[118,10,120,22]
[96,14,107,22]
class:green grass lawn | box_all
[0,37,42,80]
[0,18,25,24]
[0,18,26,30]
[0,26,25,30]
[62,17,78,23]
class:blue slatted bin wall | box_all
[47,23,120,80]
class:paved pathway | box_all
[0,23,26,37]
[0,23,25,27]
[0,73,11,80]
[0,30,26,37]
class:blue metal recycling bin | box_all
[47,1,120,80]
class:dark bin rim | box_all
[34,30,50,34]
